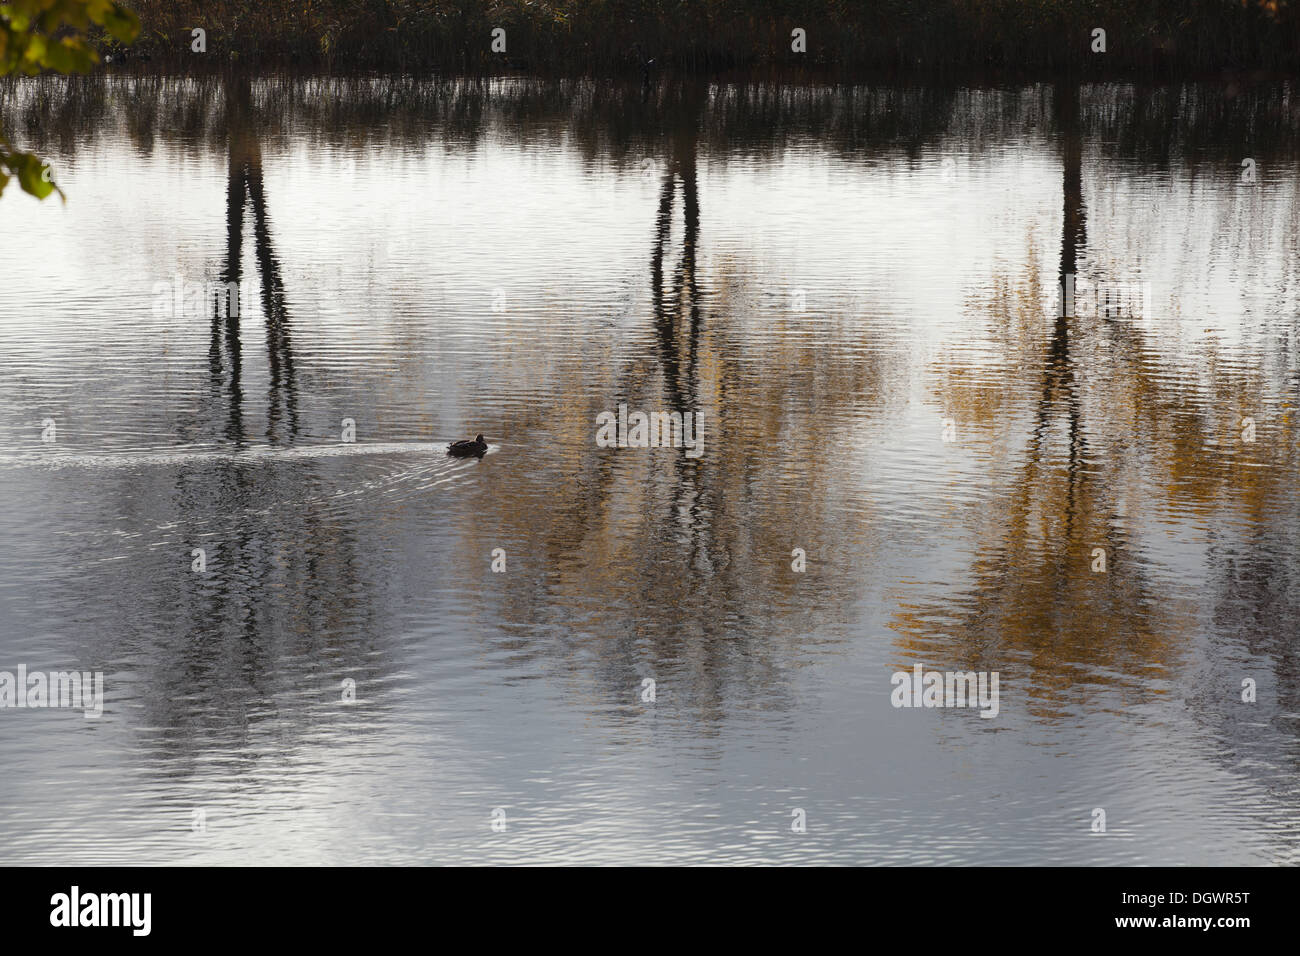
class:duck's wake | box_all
[12,442,486,566]
[0,441,439,472]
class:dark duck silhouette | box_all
[447,433,487,457]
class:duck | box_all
[447,434,487,457]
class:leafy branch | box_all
[1,0,139,198]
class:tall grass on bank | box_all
[110,1,1300,74]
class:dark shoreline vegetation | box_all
[95,1,1300,77]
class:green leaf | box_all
[15,152,56,199]
[88,1,140,44]
[0,0,134,200]
[59,37,97,71]
[2,12,32,34]
[22,32,46,64]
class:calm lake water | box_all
[0,75,1298,865]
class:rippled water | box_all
[1,75,1298,865]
